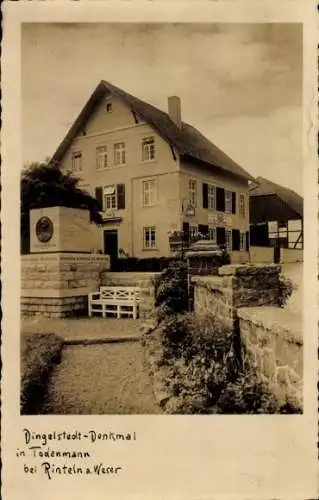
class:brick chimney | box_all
[168,96,182,128]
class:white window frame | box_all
[96,145,108,170]
[208,227,217,242]
[225,190,232,214]
[114,142,126,166]
[240,232,245,251]
[208,185,216,210]
[71,151,82,172]
[143,179,157,207]
[142,136,156,162]
[103,185,117,210]
[239,194,245,217]
[143,226,156,249]
[225,229,232,252]
[188,179,197,208]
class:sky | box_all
[22,23,303,194]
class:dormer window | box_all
[106,103,113,113]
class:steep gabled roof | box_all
[52,80,254,182]
[249,176,303,217]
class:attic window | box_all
[106,103,113,113]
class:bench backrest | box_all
[99,287,140,302]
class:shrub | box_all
[155,260,188,322]
[144,311,295,414]
[216,363,279,414]
[278,275,296,307]
[145,312,241,413]
[21,332,64,414]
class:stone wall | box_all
[21,296,88,319]
[21,253,110,318]
[250,246,303,264]
[281,248,303,263]
[230,251,250,264]
[192,264,282,328]
[100,271,161,319]
[192,263,302,411]
[238,307,302,410]
[249,246,274,263]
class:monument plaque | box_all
[35,216,54,243]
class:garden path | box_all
[22,317,161,415]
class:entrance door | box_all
[103,230,118,270]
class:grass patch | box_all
[21,332,64,414]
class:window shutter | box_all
[232,229,240,251]
[245,231,250,251]
[117,184,125,210]
[198,224,208,236]
[216,187,225,212]
[95,186,103,211]
[202,183,208,209]
[183,222,190,242]
[232,192,236,214]
[216,227,226,245]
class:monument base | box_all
[21,252,110,318]
[21,295,88,318]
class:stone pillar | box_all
[218,264,282,310]
[192,264,283,329]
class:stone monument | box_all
[21,207,110,318]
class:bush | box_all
[21,332,64,414]
[144,311,292,414]
[155,260,188,322]
[144,312,241,413]
[216,363,279,414]
[278,275,296,307]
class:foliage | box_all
[216,362,279,414]
[21,160,103,253]
[144,311,298,414]
[155,260,189,322]
[21,332,64,414]
[278,274,296,307]
[144,312,240,413]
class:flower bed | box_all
[21,332,64,414]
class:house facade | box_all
[249,176,303,252]
[53,81,254,265]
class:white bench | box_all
[88,286,140,319]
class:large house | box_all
[249,176,303,255]
[52,81,255,265]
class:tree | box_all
[21,160,103,254]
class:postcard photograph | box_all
[20,22,304,416]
